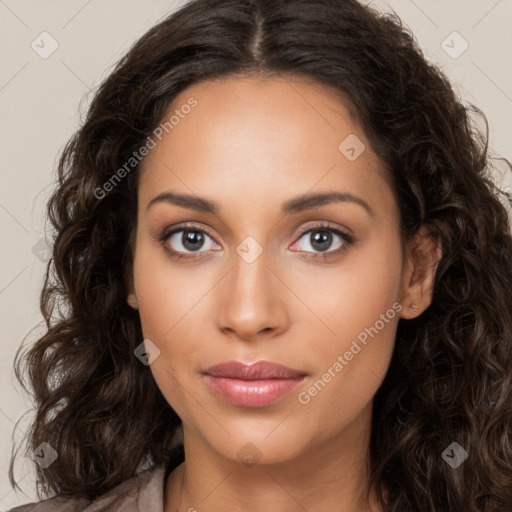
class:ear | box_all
[124,231,138,310]
[398,225,442,319]
[125,262,138,310]
[126,269,138,310]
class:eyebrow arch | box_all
[146,191,374,217]
[282,191,374,217]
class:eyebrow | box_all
[146,190,374,217]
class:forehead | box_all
[138,76,395,225]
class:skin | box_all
[126,75,441,512]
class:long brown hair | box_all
[9,1,512,510]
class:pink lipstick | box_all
[203,361,307,407]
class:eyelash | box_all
[158,222,354,262]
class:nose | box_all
[216,250,289,342]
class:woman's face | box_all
[127,76,421,465]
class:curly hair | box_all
[9,0,512,510]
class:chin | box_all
[202,426,313,466]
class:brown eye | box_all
[160,226,221,260]
[290,224,354,261]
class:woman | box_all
[8,0,512,510]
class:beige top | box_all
[7,462,170,512]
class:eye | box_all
[158,222,354,262]
[290,223,354,260]
[159,224,220,261]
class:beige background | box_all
[1,0,511,509]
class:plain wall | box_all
[1,0,511,509]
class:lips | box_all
[203,361,307,408]
[204,361,307,380]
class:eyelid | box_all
[159,221,219,243]
[293,220,353,240]
[159,221,352,244]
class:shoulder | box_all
[6,462,168,512]
[6,495,90,512]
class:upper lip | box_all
[204,361,307,380]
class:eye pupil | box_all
[311,230,332,251]
[183,230,204,251]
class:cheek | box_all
[131,238,214,413]
[299,231,403,399]
[134,268,203,365]
[132,230,205,339]
[133,269,201,423]
[299,227,403,343]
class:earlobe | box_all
[399,225,442,320]
[124,230,139,310]
[124,262,139,310]
[127,291,138,310]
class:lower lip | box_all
[204,375,305,407]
